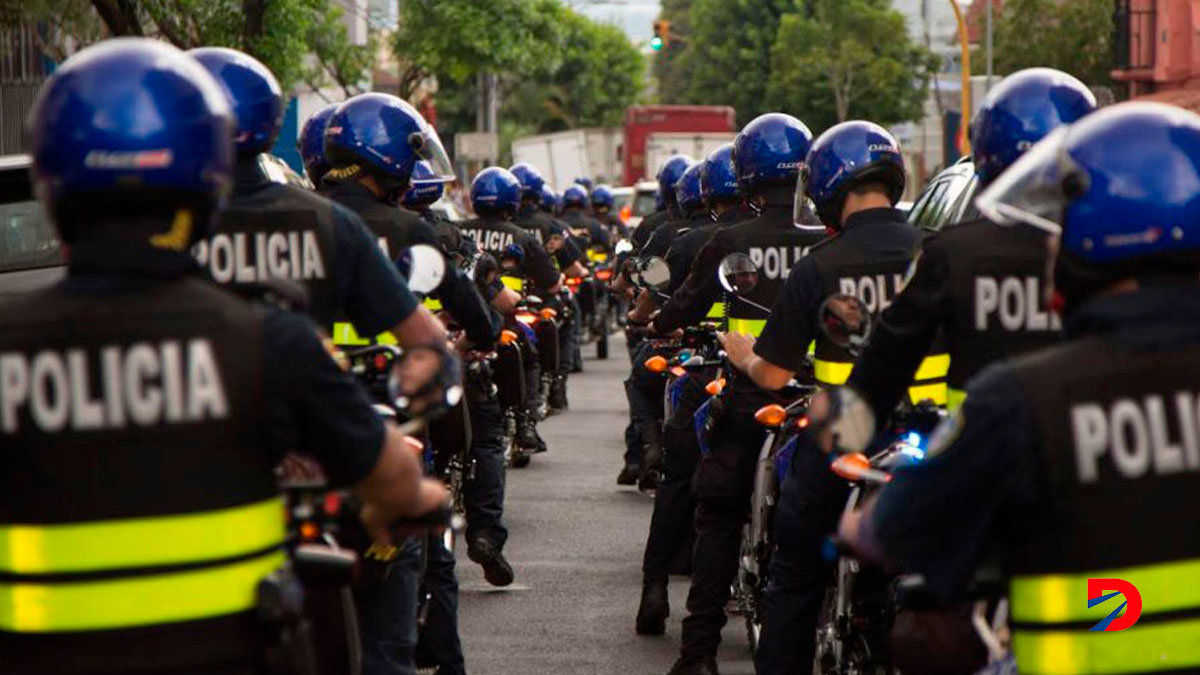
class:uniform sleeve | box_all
[521,233,561,290]
[655,230,728,332]
[664,232,698,295]
[557,235,583,268]
[641,221,677,260]
[333,207,419,335]
[434,267,502,347]
[870,363,1041,602]
[753,257,822,372]
[262,308,385,487]
[846,239,952,423]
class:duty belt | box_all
[0,497,286,632]
[1010,557,1200,674]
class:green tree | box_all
[2,0,373,94]
[650,0,695,105]
[766,0,937,133]
[993,0,1113,87]
[686,0,793,125]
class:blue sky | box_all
[565,0,662,45]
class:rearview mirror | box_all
[615,239,634,255]
[718,252,759,296]
[398,244,446,297]
[817,294,872,357]
[639,256,671,291]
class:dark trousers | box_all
[465,396,507,550]
[566,293,583,370]
[357,538,423,675]
[642,372,708,579]
[755,437,850,675]
[623,341,666,468]
[417,537,466,675]
[679,408,767,662]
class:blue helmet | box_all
[733,113,813,193]
[31,38,234,242]
[298,102,338,184]
[188,47,283,156]
[325,92,453,187]
[509,162,546,199]
[972,68,1097,187]
[402,160,445,209]
[471,167,522,217]
[700,143,739,205]
[656,155,694,203]
[574,176,594,191]
[563,184,589,209]
[592,184,615,210]
[675,162,704,213]
[977,102,1200,276]
[804,121,905,228]
[540,185,560,214]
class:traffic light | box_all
[651,20,670,51]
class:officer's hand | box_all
[359,478,449,546]
[717,331,757,372]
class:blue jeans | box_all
[755,437,849,675]
[357,538,423,675]
[465,396,508,550]
[417,537,466,675]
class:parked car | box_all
[0,154,64,294]
[625,181,658,230]
[906,156,979,232]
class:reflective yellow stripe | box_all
[907,382,947,405]
[330,322,398,347]
[814,359,853,385]
[0,497,285,574]
[913,353,949,380]
[1014,619,1200,675]
[706,302,725,319]
[727,317,765,336]
[947,387,967,411]
[424,298,443,311]
[0,551,285,632]
[586,249,609,263]
[1012,558,1200,624]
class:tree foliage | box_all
[686,0,792,125]
[766,0,938,132]
[650,0,695,105]
[993,0,1113,88]
[2,0,373,95]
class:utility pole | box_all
[949,0,972,156]
[986,0,994,94]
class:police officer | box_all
[841,101,1200,675]
[628,155,692,253]
[0,38,446,675]
[591,184,629,241]
[654,114,823,675]
[634,143,754,634]
[190,49,446,353]
[298,101,338,188]
[845,68,1097,423]
[561,184,611,253]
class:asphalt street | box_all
[455,333,753,675]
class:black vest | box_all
[0,275,279,672]
[1006,331,1200,673]
[723,204,824,335]
[198,181,340,326]
[940,220,1060,394]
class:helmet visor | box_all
[409,126,455,185]
[974,127,1085,236]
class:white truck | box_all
[643,132,736,178]
[510,128,623,190]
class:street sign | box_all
[455,132,499,162]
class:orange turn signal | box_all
[620,204,632,223]
[705,378,726,396]
[645,355,669,373]
[500,329,519,345]
[515,311,538,325]
[299,521,320,542]
[755,404,787,427]
[830,453,874,482]
[596,269,613,281]
[540,307,558,321]
[669,366,686,378]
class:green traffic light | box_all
[650,36,663,50]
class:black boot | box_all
[548,372,569,412]
[616,464,640,486]
[515,409,539,451]
[638,422,664,492]
[636,577,669,635]
[666,658,718,675]
[467,538,514,587]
